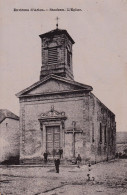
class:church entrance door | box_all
[46,126,60,157]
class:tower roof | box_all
[39,28,75,44]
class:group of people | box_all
[43,150,82,173]
[43,148,63,163]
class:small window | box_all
[100,123,102,143]
[92,123,94,142]
[111,128,114,145]
[108,129,110,145]
[104,125,107,144]
[48,47,58,65]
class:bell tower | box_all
[39,27,75,80]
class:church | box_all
[16,25,116,164]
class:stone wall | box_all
[19,91,116,164]
[90,93,116,163]
[19,94,86,163]
[0,118,19,162]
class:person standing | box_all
[76,154,82,168]
[59,148,63,159]
[54,158,60,173]
[43,152,48,163]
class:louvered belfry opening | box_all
[39,29,75,80]
[48,47,58,65]
[67,50,71,67]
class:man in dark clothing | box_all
[76,154,82,168]
[54,158,60,173]
[59,148,63,159]
[43,152,48,163]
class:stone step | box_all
[20,158,74,165]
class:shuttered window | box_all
[48,47,58,65]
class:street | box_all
[0,159,127,195]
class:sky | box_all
[0,0,127,132]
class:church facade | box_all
[16,28,116,164]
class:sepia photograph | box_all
[0,0,127,194]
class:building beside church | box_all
[116,132,127,156]
[16,27,116,164]
[0,109,19,163]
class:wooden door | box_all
[46,126,60,156]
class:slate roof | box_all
[39,28,75,44]
[0,109,19,123]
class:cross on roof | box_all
[56,17,59,29]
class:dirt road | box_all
[0,159,127,195]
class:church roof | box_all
[16,74,93,98]
[39,28,75,44]
[0,109,19,123]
